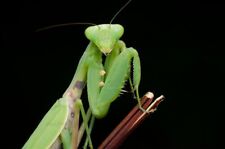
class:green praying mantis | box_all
[23,1,152,149]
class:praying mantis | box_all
[23,1,151,149]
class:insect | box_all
[23,0,149,148]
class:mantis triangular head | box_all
[85,24,124,55]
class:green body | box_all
[23,24,141,149]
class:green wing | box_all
[23,98,69,149]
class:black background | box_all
[1,0,225,148]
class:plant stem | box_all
[98,92,164,149]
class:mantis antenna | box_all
[36,22,97,32]
[36,0,132,31]
[109,0,132,24]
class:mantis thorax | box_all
[85,24,124,55]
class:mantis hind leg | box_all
[83,115,95,149]
[75,99,94,149]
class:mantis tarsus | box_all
[23,1,151,149]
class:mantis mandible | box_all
[23,1,148,149]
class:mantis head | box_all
[85,24,124,55]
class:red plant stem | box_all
[98,92,164,149]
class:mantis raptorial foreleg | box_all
[84,36,142,119]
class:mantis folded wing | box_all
[23,24,145,149]
[23,98,69,148]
